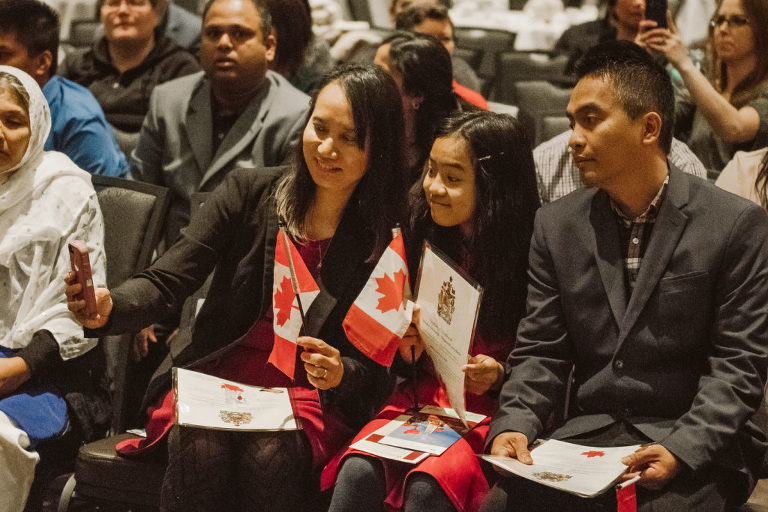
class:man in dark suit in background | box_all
[483,41,768,511]
[131,0,309,247]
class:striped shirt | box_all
[609,176,669,294]
[533,131,707,204]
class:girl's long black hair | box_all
[409,111,540,339]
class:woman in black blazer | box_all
[66,64,406,512]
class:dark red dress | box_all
[321,333,509,512]
[118,240,353,468]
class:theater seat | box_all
[58,434,165,510]
[55,177,170,511]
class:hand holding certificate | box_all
[413,242,483,424]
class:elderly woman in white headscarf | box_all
[0,65,106,510]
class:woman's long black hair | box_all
[383,32,458,179]
[276,64,406,260]
[409,111,540,339]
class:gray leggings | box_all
[328,454,457,512]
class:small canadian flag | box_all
[221,383,245,405]
[342,229,413,366]
[269,230,320,379]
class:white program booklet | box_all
[480,440,641,497]
[174,368,300,431]
[414,242,483,425]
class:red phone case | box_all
[68,241,97,315]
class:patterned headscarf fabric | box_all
[0,65,51,176]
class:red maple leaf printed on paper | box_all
[375,269,406,314]
[581,450,605,458]
[274,276,296,327]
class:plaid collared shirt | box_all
[609,176,669,295]
[533,131,706,204]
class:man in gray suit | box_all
[131,0,309,246]
[483,41,768,511]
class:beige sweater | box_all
[715,147,768,207]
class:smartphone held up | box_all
[645,0,668,28]
[68,241,97,316]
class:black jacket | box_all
[62,35,200,133]
[93,167,391,431]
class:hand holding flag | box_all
[270,229,320,379]
[298,336,344,389]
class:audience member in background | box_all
[0,66,108,511]
[534,129,707,203]
[395,4,487,109]
[131,0,309,248]
[715,146,768,205]
[555,0,646,73]
[62,0,200,135]
[267,0,335,94]
[0,0,128,177]
[637,0,768,177]
[375,32,461,182]
[483,41,768,512]
[389,0,451,22]
[325,111,540,512]
[67,65,405,512]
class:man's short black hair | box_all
[0,0,59,76]
[202,0,272,40]
[395,4,453,32]
[574,40,674,154]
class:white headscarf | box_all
[0,66,106,358]
[0,65,51,176]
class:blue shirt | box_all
[43,76,129,177]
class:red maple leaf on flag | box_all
[581,450,605,458]
[375,269,406,314]
[274,276,296,327]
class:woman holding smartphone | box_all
[0,65,107,509]
[325,111,540,512]
[637,0,768,176]
[66,64,406,512]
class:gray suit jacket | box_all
[131,70,309,245]
[488,166,768,500]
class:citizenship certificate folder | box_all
[480,440,641,497]
[413,242,483,424]
[173,368,300,431]
[350,406,486,463]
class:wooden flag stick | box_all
[393,224,419,412]
[280,226,306,327]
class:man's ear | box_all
[641,111,662,146]
[264,29,277,64]
[32,50,53,83]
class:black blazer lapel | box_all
[619,166,690,340]
[261,201,280,320]
[590,191,627,328]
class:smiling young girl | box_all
[325,111,540,512]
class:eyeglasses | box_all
[709,14,750,28]
[103,0,149,9]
